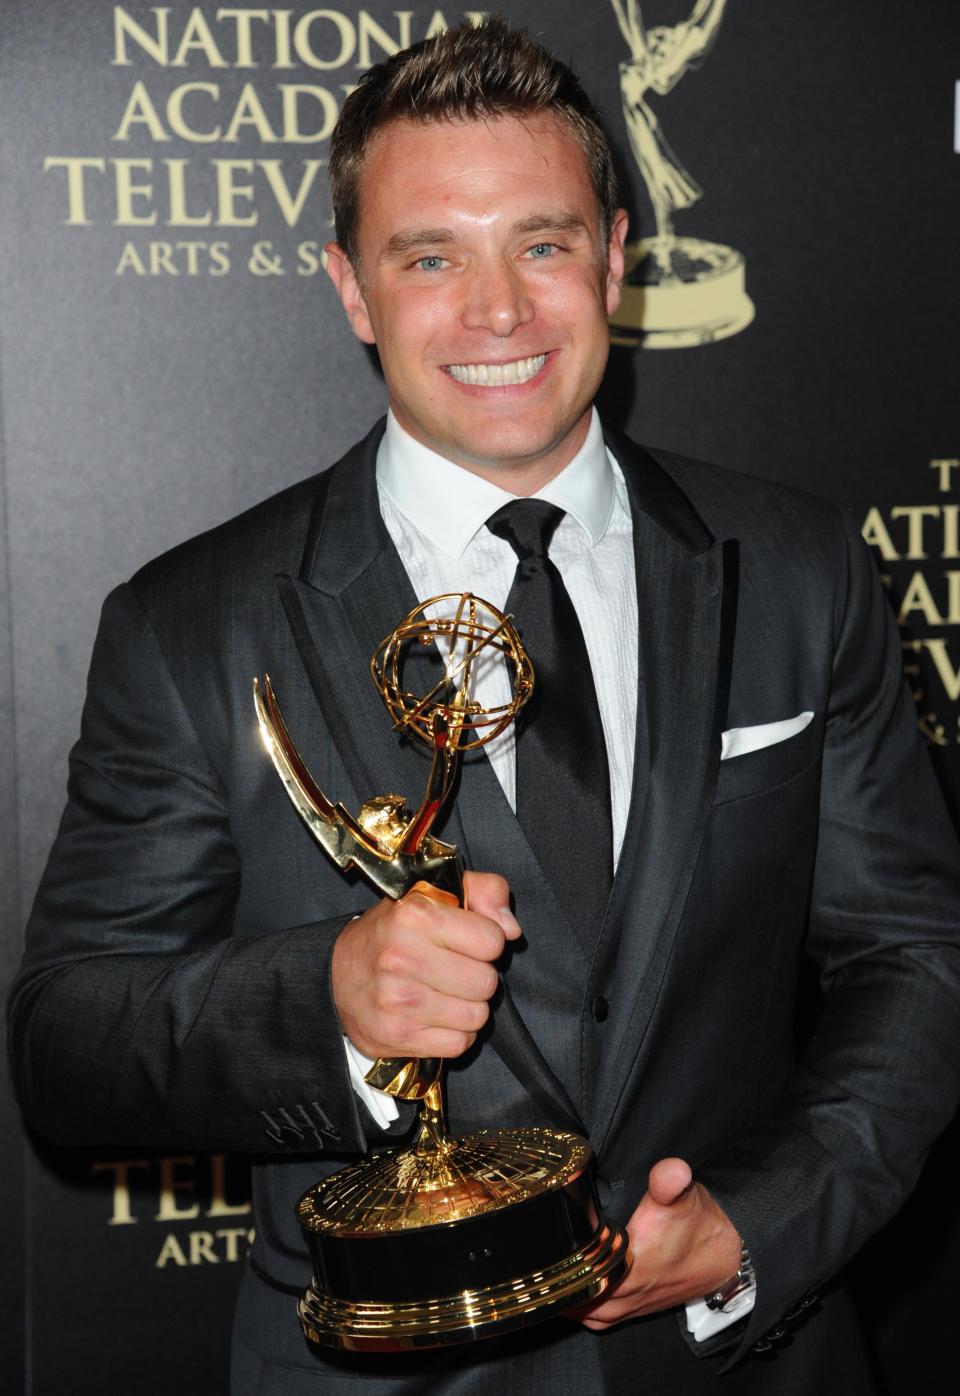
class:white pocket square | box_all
[720,711,814,762]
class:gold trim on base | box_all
[297,1128,591,1235]
[297,1222,628,1351]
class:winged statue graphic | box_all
[608,0,754,348]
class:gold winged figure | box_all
[608,0,754,348]
[612,0,728,241]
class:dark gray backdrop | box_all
[2,2,958,1391]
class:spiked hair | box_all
[329,16,619,266]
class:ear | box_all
[324,242,376,345]
[604,209,630,317]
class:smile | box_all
[445,355,547,387]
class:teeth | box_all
[447,354,546,386]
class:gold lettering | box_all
[948,571,960,624]
[423,10,450,39]
[178,239,208,274]
[425,10,483,40]
[278,84,337,141]
[216,1227,249,1262]
[931,459,960,493]
[223,83,278,142]
[51,153,329,230]
[112,158,158,226]
[209,240,231,274]
[207,1154,251,1217]
[944,505,960,559]
[113,79,169,141]
[91,1159,150,1224]
[167,82,221,142]
[155,1156,200,1220]
[113,5,170,66]
[862,506,899,562]
[155,1233,188,1267]
[273,8,295,67]
[189,1230,220,1264]
[890,505,941,560]
[116,240,147,274]
[171,8,228,67]
[165,158,213,224]
[921,639,960,701]
[43,157,106,226]
[295,9,355,70]
[109,6,472,75]
[297,239,323,274]
[897,571,945,626]
[215,7,271,67]
[213,159,257,225]
[356,11,412,69]
[259,159,324,226]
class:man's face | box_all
[326,113,627,490]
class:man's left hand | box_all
[573,1157,742,1330]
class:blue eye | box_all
[415,255,446,271]
[527,243,556,259]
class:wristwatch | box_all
[704,1242,755,1312]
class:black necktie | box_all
[487,500,613,941]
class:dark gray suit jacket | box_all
[10,421,960,1393]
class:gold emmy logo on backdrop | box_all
[253,594,627,1351]
[609,0,754,347]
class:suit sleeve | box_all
[7,582,376,1157]
[696,510,960,1360]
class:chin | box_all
[457,438,557,473]
[449,418,566,465]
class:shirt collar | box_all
[377,408,614,559]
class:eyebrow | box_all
[381,228,458,258]
[379,213,589,260]
[510,213,588,237]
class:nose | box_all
[460,259,534,337]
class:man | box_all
[9,18,960,1396]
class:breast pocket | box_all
[713,717,821,806]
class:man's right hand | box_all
[331,871,521,1061]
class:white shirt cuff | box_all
[343,1036,400,1129]
[685,1283,756,1341]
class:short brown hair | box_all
[329,16,619,267]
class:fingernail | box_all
[495,906,522,937]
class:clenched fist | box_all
[331,871,521,1061]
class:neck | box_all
[391,412,594,497]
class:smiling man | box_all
[9,17,960,1396]
[325,111,627,489]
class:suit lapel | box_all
[277,419,585,1134]
[280,420,457,836]
[590,432,738,1152]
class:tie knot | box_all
[486,499,565,561]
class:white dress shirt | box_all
[377,406,638,850]
[342,408,753,1340]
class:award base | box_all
[296,1127,628,1351]
[610,236,754,349]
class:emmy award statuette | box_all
[608,0,754,347]
[253,594,627,1350]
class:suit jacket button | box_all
[592,995,609,1022]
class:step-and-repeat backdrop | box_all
[2,3,958,1391]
